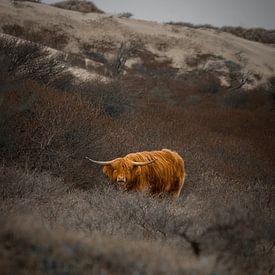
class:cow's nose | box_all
[117,176,126,183]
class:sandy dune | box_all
[0,0,275,87]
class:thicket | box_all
[0,34,274,274]
[167,21,275,44]
[2,23,69,50]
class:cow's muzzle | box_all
[116,176,126,183]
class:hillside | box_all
[0,1,274,274]
[1,0,275,88]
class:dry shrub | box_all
[220,26,275,44]
[81,41,142,78]
[0,79,110,188]
[81,42,108,64]
[2,23,69,50]
[108,41,141,78]
[192,72,221,94]
[222,89,274,110]
[0,214,205,275]
[13,0,41,3]
[52,0,104,14]
[77,78,133,117]
[185,54,222,68]
[1,24,25,37]
[267,76,275,100]
[166,22,275,44]
[29,26,69,50]
[0,166,67,205]
[117,12,133,19]
[0,31,274,274]
[81,40,117,55]
[0,162,273,274]
[131,49,178,79]
[0,35,70,85]
[64,52,86,68]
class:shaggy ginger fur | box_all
[101,149,185,197]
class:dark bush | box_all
[2,23,69,50]
[0,35,75,88]
[65,52,86,68]
[2,24,24,37]
[166,21,275,44]
[118,12,134,19]
[223,87,274,111]
[0,80,110,187]
[80,42,108,64]
[267,76,275,100]
[221,26,275,44]
[14,0,41,3]
[52,0,104,14]
[80,41,142,77]
[132,49,178,79]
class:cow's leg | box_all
[170,178,185,198]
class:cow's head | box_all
[86,156,155,187]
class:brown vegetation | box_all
[0,34,274,274]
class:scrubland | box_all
[0,5,275,274]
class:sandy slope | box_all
[0,0,275,86]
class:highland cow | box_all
[86,149,185,197]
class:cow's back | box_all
[126,149,185,196]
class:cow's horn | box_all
[85,156,113,165]
[131,159,156,166]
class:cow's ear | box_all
[103,165,113,176]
